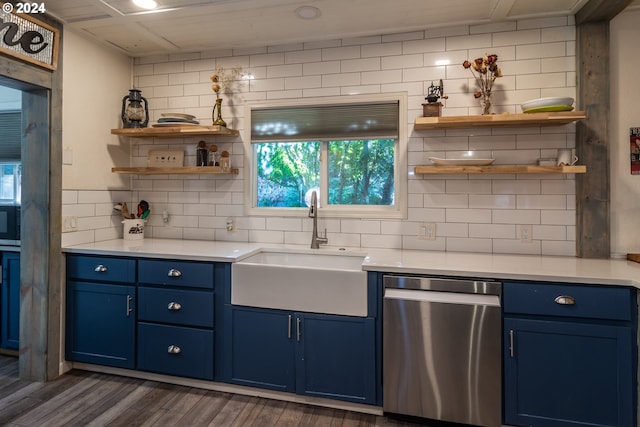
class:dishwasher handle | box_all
[383,275,501,296]
[384,288,501,307]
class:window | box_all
[0,163,21,204]
[245,94,407,218]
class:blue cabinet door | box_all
[225,305,295,392]
[296,313,376,404]
[1,252,20,350]
[504,317,635,427]
[66,281,136,369]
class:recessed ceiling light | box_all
[295,6,320,20]
[132,0,158,10]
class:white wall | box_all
[610,7,640,257]
[63,17,581,256]
[61,29,131,191]
[61,30,133,246]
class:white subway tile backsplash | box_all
[541,240,576,256]
[322,46,361,61]
[267,64,303,78]
[518,16,569,30]
[249,53,285,67]
[470,223,515,239]
[493,239,541,255]
[382,54,423,70]
[492,209,541,224]
[516,195,566,210]
[493,29,540,47]
[403,38,446,54]
[285,49,322,64]
[445,34,491,51]
[447,237,493,253]
[69,21,578,255]
[362,70,402,85]
[303,61,341,76]
[446,209,492,223]
[362,42,403,58]
[516,42,566,59]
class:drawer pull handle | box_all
[167,268,182,277]
[94,265,107,273]
[167,302,182,311]
[167,345,181,354]
[554,295,576,305]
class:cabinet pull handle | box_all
[94,264,107,272]
[287,315,292,339]
[509,329,514,358]
[554,295,575,305]
[167,345,181,354]
[167,268,182,277]
[167,302,182,311]
[296,317,301,342]
[126,295,133,317]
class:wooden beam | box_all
[576,21,610,258]
[2,13,64,382]
[576,0,633,24]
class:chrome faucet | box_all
[308,190,328,249]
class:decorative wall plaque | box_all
[0,2,59,70]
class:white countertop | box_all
[62,238,640,289]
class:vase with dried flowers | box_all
[463,54,503,115]
[210,65,243,127]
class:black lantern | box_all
[121,89,149,128]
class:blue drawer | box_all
[138,259,214,289]
[137,322,214,380]
[503,281,635,321]
[66,255,135,284]
[138,287,214,328]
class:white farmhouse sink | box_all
[231,250,368,316]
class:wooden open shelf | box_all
[414,111,586,130]
[112,166,239,175]
[414,165,587,174]
[111,125,240,138]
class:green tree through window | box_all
[255,139,394,208]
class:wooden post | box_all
[576,21,610,258]
[0,13,63,381]
[574,0,631,258]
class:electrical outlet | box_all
[418,223,436,240]
[518,224,533,242]
[62,215,78,233]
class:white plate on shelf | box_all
[429,157,495,166]
[160,112,196,120]
[152,122,202,127]
[521,97,574,112]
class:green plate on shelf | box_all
[523,105,574,113]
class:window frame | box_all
[244,93,407,219]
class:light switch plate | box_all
[148,149,184,167]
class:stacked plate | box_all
[521,97,574,113]
[153,113,200,127]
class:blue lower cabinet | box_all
[137,322,214,380]
[504,318,635,427]
[226,306,295,392]
[225,305,377,404]
[66,281,136,369]
[296,313,376,404]
[503,281,637,427]
[1,252,20,350]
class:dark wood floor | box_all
[0,356,431,427]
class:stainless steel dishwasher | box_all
[383,275,502,427]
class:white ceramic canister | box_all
[122,219,144,240]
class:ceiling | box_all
[44,0,639,57]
